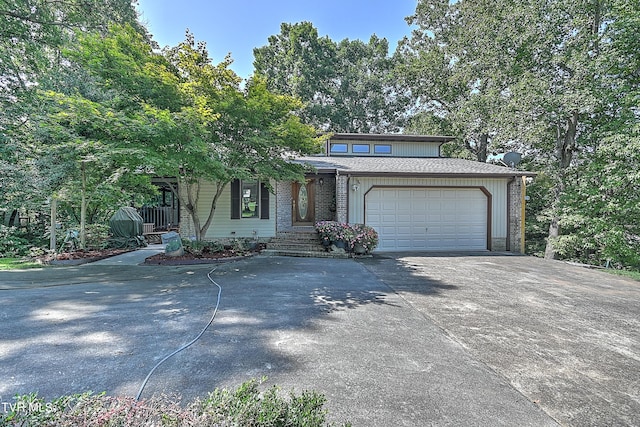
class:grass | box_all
[606,269,640,281]
[0,258,43,270]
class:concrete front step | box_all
[261,249,349,259]
[266,231,350,258]
[272,231,320,242]
[268,242,325,251]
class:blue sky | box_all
[136,0,417,79]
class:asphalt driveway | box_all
[0,253,638,425]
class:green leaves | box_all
[253,22,407,133]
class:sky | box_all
[136,0,418,79]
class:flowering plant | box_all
[348,223,379,253]
[314,221,352,243]
[314,221,378,253]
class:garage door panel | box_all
[366,187,488,252]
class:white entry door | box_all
[365,188,488,251]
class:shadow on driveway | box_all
[358,252,640,427]
[0,255,556,426]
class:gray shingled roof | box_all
[295,156,535,177]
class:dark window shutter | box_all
[260,182,270,219]
[231,179,240,219]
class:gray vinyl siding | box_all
[330,139,441,157]
[181,179,276,240]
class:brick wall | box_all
[315,175,336,222]
[335,175,348,223]
[508,177,524,253]
[275,180,292,232]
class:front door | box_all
[292,179,315,225]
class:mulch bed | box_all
[37,244,266,266]
[41,248,134,266]
[144,251,253,265]
[144,243,267,265]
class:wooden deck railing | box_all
[138,206,179,231]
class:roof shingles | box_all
[295,156,535,177]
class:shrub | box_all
[0,379,351,426]
[314,221,379,253]
[0,226,34,258]
[314,221,352,244]
[182,239,224,255]
[84,223,111,250]
[348,223,379,253]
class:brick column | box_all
[276,181,292,232]
[508,177,524,253]
[335,174,348,223]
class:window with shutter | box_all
[231,180,269,220]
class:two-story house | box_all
[179,133,534,253]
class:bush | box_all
[182,239,224,256]
[0,379,350,426]
[84,223,111,250]
[314,221,379,253]
[0,226,34,258]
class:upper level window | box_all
[330,143,348,153]
[374,144,392,154]
[352,144,370,154]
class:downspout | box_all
[346,174,351,224]
[334,170,341,223]
[521,176,527,254]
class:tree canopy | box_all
[253,22,408,133]
[397,0,640,266]
[58,25,321,241]
[2,3,320,244]
[3,0,639,267]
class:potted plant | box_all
[315,221,349,249]
[315,221,379,254]
[348,224,379,254]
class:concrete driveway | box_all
[0,253,638,425]
[358,253,640,426]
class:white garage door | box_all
[366,188,488,251]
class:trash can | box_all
[161,231,183,256]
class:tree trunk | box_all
[544,111,578,259]
[179,180,201,241]
[466,133,489,162]
[50,197,57,251]
[80,162,87,249]
[477,133,489,163]
[544,217,561,259]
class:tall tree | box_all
[0,0,145,221]
[398,0,635,264]
[548,0,640,266]
[253,22,407,133]
[497,0,608,259]
[73,27,322,241]
[396,0,524,161]
[332,36,407,133]
[253,22,337,130]
[162,35,322,240]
